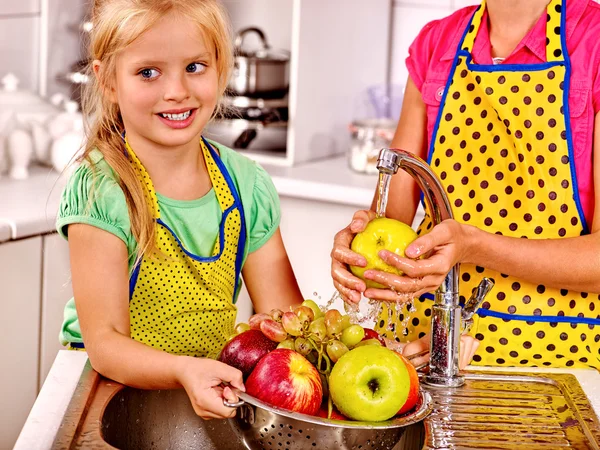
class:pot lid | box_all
[234,27,290,62]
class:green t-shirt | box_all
[56,140,280,345]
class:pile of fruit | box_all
[218,299,419,422]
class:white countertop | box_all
[0,166,68,240]
[0,157,376,240]
[14,350,600,450]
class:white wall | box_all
[390,0,478,89]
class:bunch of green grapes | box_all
[234,300,371,412]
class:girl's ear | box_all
[93,60,117,103]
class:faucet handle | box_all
[461,277,495,334]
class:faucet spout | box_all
[376,148,494,387]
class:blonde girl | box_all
[57,0,303,419]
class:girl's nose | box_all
[163,74,190,103]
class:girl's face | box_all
[109,12,219,151]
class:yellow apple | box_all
[350,217,418,289]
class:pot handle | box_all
[233,129,258,149]
[223,398,245,408]
[234,27,270,52]
[222,386,245,408]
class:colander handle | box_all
[223,398,245,408]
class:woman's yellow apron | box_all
[377,0,600,369]
[126,138,245,358]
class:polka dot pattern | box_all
[376,0,600,369]
[127,140,241,358]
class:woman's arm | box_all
[242,228,304,313]
[377,76,430,224]
[69,224,244,419]
[363,112,600,299]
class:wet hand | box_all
[331,209,377,304]
[362,219,472,299]
[177,356,245,420]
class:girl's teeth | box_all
[161,110,191,121]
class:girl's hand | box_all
[177,356,245,420]
[402,333,480,370]
[363,219,473,300]
[331,209,377,304]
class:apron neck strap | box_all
[125,138,161,220]
[461,0,566,63]
[124,137,234,220]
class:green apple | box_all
[329,345,410,422]
[350,217,418,289]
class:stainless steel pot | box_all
[228,27,290,98]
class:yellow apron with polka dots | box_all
[127,137,245,358]
[377,0,600,369]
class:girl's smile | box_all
[157,108,198,129]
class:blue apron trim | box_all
[156,205,236,262]
[128,138,247,304]
[69,342,86,348]
[129,259,142,299]
[203,137,247,302]
[425,7,477,168]
[419,293,600,326]
[462,52,565,72]
[559,0,589,234]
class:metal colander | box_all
[224,390,432,450]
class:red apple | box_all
[395,353,420,415]
[316,402,348,420]
[217,329,277,379]
[363,328,387,346]
[245,349,323,415]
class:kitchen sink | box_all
[52,361,600,449]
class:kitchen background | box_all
[0,0,479,447]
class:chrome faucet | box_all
[376,148,494,387]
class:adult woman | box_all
[332,0,600,368]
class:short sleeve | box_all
[406,19,443,91]
[247,164,281,253]
[593,56,600,114]
[56,156,131,247]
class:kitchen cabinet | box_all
[0,236,42,450]
[40,233,72,385]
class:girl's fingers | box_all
[222,386,239,404]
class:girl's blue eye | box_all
[186,63,206,73]
[140,68,159,79]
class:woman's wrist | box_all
[461,223,483,265]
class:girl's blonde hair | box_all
[80,0,233,262]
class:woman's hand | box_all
[363,219,475,300]
[331,209,377,303]
[402,333,480,370]
[177,356,245,420]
